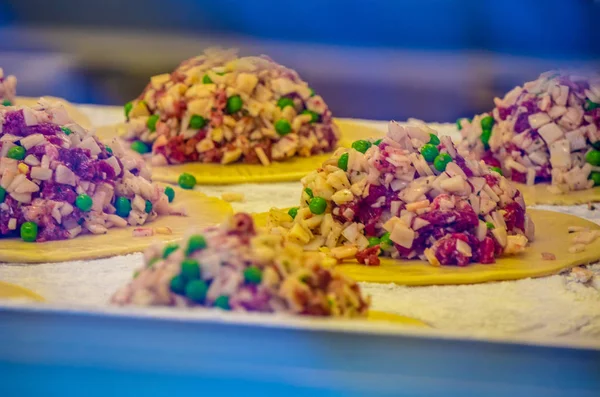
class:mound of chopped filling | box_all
[122,47,339,166]
[112,213,369,317]
[268,122,535,267]
[0,100,183,242]
[0,68,17,106]
[457,71,600,193]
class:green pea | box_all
[114,197,132,218]
[456,118,464,131]
[186,235,207,255]
[337,153,349,171]
[105,145,113,155]
[308,197,327,215]
[20,221,38,242]
[178,173,197,190]
[288,207,299,219]
[61,126,72,136]
[75,194,93,212]
[585,150,600,166]
[0,186,5,203]
[309,87,315,97]
[148,257,160,268]
[380,232,392,249]
[144,200,153,214]
[300,274,311,283]
[304,187,314,198]
[367,237,380,248]
[486,222,495,230]
[147,115,159,132]
[189,115,207,129]
[275,119,292,136]
[374,139,383,146]
[420,143,439,163]
[214,295,231,310]
[244,266,263,284]
[181,258,201,281]
[351,140,372,154]
[301,109,319,123]
[202,74,213,84]
[170,275,187,295]
[124,101,133,118]
[185,280,208,303]
[7,146,25,161]
[2,99,12,106]
[589,171,600,186]
[585,99,600,111]
[481,128,492,148]
[162,243,179,259]
[490,166,503,176]
[226,95,243,114]
[433,153,453,172]
[428,134,440,145]
[164,186,175,203]
[277,97,295,109]
[130,141,151,154]
[481,115,495,130]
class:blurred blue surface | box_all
[1,308,599,397]
[3,0,599,57]
[0,0,598,117]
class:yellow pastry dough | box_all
[95,119,384,185]
[95,122,125,142]
[0,280,424,325]
[366,311,428,326]
[151,152,338,184]
[254,209,600,286]
[15,96,92,129]
[0,281,44,302]
[0,188,233,264]
[517,183,600,205]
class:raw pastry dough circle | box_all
[15,96,92,130]
[518,183,600,205]
[253,209,600,286]
[0,281,45,302]
[0,188,233,263]
[95,119,384,185]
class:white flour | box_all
[0,106,599,340]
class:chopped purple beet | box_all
[513,112,530,133]
[26,123,62,136]
[2,109,25,135]
[1,102,175,243]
